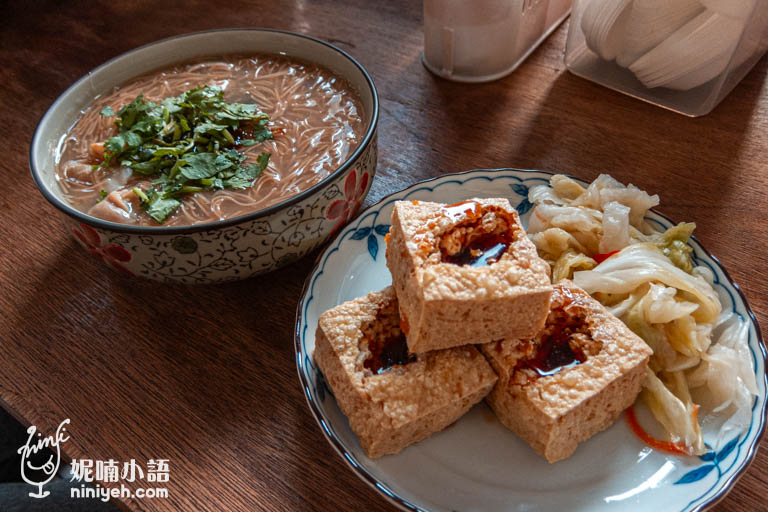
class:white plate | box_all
[295,169,766,511]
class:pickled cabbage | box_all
[527,173,757,455]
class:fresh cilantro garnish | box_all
[97,85,272,223]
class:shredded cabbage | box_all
[688,313,757,449]
[529,228,589,264]
[550,174,586,200]
[566,173,659,228]
[664,315,712,359]
[573,244,721,323]
[600,201,631,253]
[643,368,705,453]
[552,250,596,282]
[641,283,699,323]
[529,204,603,254]
[652,222,696,273]
[527,174,757,455]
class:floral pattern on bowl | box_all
[68,136,376,283]
[327,168,371,236]
[72,223,134,276]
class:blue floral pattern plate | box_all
[295,169,766,511]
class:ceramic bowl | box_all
[29,29,379,283]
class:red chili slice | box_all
[626,405,691,456]
[593,249,620,264]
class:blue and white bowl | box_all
[29,29,378,283]
[295,168,766,512]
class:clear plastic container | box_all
[565,0,768,116]
[423,0,572,83]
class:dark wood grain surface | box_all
[1,1,767,510]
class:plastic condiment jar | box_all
[423,0,573,82]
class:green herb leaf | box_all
[146,197,181,224]
[244,152,270,179]
[123,131,144,148]
[215,104,262,122]
[249,120,274,144]
[100,106,115,117]
[95,85,274,223]
[129,160,161,175]
[104,135,125,155]
[223,152,271,188]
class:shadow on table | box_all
[414,48,766,202]
[4,239,341,507]
[510,57,767,186]
[0,406,117,512]
[103,248,386,509]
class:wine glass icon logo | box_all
[17,419,71,499]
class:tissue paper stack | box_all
[581,0,754,90]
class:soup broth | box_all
[56,55,365,226]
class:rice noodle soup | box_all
[55,55,364,226]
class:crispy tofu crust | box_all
[480,280,652,462]
[314,287,498,458]
[386,198,552,353]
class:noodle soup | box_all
[56,55,364,226]
[31,29,378,281]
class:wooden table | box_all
[2,1,767,510]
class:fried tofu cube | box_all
[480,280,652,462]
[386,198,552,353]
[314,287,498,458]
